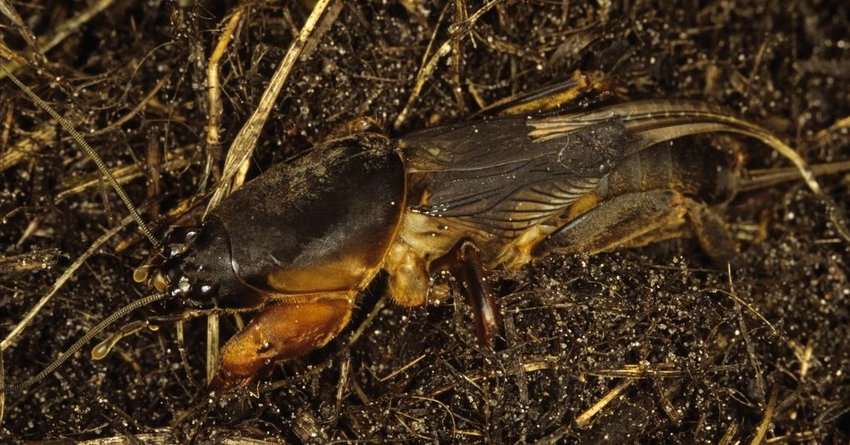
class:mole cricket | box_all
[2,63,849,394]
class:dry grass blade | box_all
[206,8,246,162]
[0,0,116,79]
[0,113,59,173]
[449,0,508,36]
[718,420,739,445]
[205,312,219,386]
[0,0,38,50]
[75,431,282,444]
[813,115,850,147]
[0,248,59,274]
[749,385,779,445]
[729,265,766,402]
[393,39,452,129]
[87,78,167,137]
[574,378,635,429]
[6,291,168,394]
[1,65,161,249]
[55,157,190,203]
[376,354,427,382]
[0,215,133,352]
[0,349,4,426]
[207,0,342,212]
[588,363,687,379]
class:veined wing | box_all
[398,98,827,237]
[398,116,632,235]
[529,99,820,192]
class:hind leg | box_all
[622,200,736,263]
[534,190,735,262]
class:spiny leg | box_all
[211,297,353,390]
[534,190,689,257]
[534,190,736,263]
[615,200,736,263]
[448,241,501,349]
[683,200,736,263]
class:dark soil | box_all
[1,0,849,443]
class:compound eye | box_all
[182,228,199,243]
[182,280,218,309]
[165,227,200,245]
[162,227,201,258]
[194,282,216,299]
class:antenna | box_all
[1,64,163,251]
[4,292,169,394]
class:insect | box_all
[4,69,849,393]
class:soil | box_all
[1,0,849,443]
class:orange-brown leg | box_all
[622,200,738,263]
[448,242,501,349]
[533,190,688,258]
[211,297,353,390]
[534,190,736,263]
